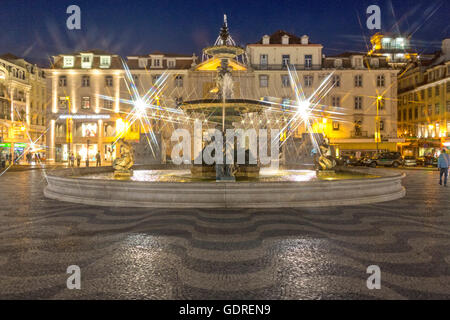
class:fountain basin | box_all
[44,165,405,208]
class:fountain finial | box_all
[219,14,230,45]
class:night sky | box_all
[1,0,449,66]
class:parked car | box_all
[339,155,361,166]
[362,155,378,167]
[370,152,402,168]
[403,156,417,167]
[417,156,438,167]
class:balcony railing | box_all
[251,64,322,71]
[351,130,369,138]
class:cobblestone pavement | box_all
[0,168,449,299]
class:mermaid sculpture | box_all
[113,139,134,177]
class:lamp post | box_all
[376,96,382,155]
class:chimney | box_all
[262,35,270,45]
[301,35,309,45]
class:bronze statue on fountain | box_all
[113,139,134,177]
[316,137,337,171]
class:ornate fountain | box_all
[43,15,406,208]
[182,15,265,181]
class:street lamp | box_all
[375,96,382,155]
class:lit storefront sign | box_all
[58,114,111,120]
[0,143,27,148]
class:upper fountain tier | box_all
[199,15,246,68]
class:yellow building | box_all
[397,39,450,157]
[0,54,47,163]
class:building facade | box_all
[397,39,450,157]
[46,29,400,163]
[0,54,47,162]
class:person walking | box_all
[69,153,75,167]
[438,149,449,187]
[76,154,81,167]
[95,151,101,167]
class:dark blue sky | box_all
[1,0,449,66]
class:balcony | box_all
[351,130,369,138]
[251,64,322,71]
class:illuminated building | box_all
[0,54,47,162]
[46,27,401,163]
[397,39,450,157]
[46,50,195,162]
[369,32,418,68]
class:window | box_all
[59,97,68,109]
[447,101,450,113]
[59,76,67,87]
[153,59,161,67]
[281,75,290,87]
[175,75,183,87]
[414,107,418,119]
[100,56,111,68]
[332,96,340,108]
[371,58,379,67]
[332,121,340,131]
[334,59,342,68]
[63,56,74,68]
[167,60,175,68]
[428,87,432,98]
[81,75,90,87]
[354,57,362,68]
[81,96,90,109]
[81,123,97,137]
[332,75,340,87]
[408,109,412,120]
[260,54,268,67]
[435,85,440,96]
[81,54,93,69]
[304,55,312,68]
[354,75,362,87]
[105,76,113,87]
[447,82,450,93]
[354,96,363,110]
[398,110,401,121]
[435,103,440,115]
[421,105,425,117]
[138,58,147,68]
[376,74,385,87]
[282,55,290,68]
[259,75,269,88]
[304,75,313,88]
[104,99,113,108]
[427,104,432,116]
[380,120,384,131]
[152,74,161,84]
[403,109,407,121]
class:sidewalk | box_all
[1,161,112,172]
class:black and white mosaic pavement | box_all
[0,168,449,299]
